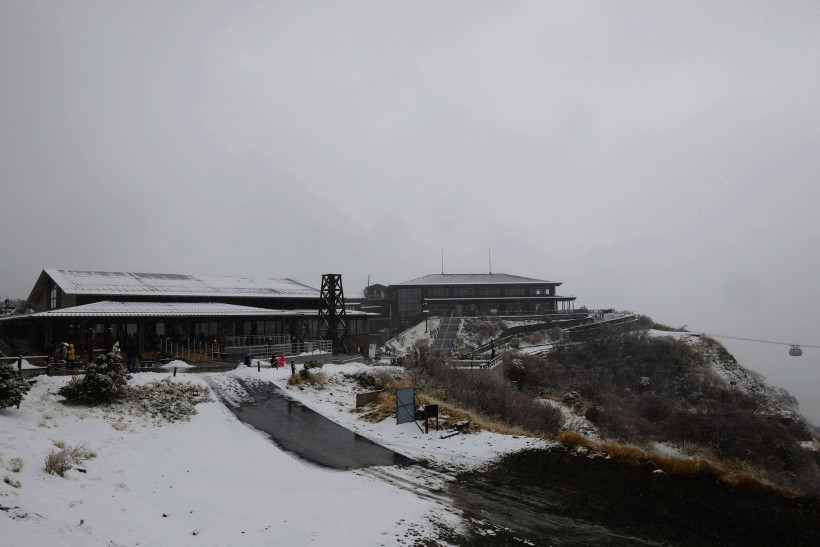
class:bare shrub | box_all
[462,317,506,344]
[636,392,674,423]
[345,369,398,391]
[44,449,72,477]
[299,370,326,386]
[44,443,96,477]
[303,360,323,371]
[6,457,23,473]
[3,475,21,488]
[407,354,563,435]
[522,330,548,345]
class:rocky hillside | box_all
[407,315,819,496]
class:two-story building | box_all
[387,273,576,324]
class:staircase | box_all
[431,317,461,351]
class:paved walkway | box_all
[207,375,413,470]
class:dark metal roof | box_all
[423,296,576,301]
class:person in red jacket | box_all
[278,354,285,368]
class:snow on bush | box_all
[0,362,31,408]
[58,349,130,405]
[123,378,212,423]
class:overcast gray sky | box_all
[2,1,819,422]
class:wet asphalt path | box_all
[207,375,413,470]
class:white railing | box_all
[159,337,332,361]
[158,339,221,361]
[247,339,332,359]
[223,335,292,348]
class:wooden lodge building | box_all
[0,269,371,358]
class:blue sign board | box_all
[396,387,416,425]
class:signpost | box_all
[396,387,416,425]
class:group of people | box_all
[52,341,76,368]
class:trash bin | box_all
[244,354,252,366]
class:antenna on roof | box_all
[441,248,444,274]
[489,248,492,274]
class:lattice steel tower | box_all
[318,274,348,353]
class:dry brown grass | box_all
[304,371,327,386]
[598,442,648,466]
[357,376,539,437]
[653,453,723,478]
[553,432,800,498]
[556,430,597,450]
[288,370,327,388]
[720,472,790,496]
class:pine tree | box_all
[0,363,31,409]
[58,349,130,405]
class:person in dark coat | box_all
[125,334,138,373]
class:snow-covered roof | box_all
[24,301,373,318]
[424,296,576,301]
[395,273,560,286]
[39,269,319,298]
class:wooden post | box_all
[257,360,261,372]
[87,328,94,364]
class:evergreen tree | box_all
[58,349,130,405]
[0,363,31,408]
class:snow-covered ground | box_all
[385,319,439,354]
[1,361,549,545]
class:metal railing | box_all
[157,337,332,362]
[223,335,291,348]
[0,338,13,356]
[158,339,221,361]
[246,339,332,359]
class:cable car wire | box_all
[695,333,820,350]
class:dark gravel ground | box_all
[446,447,819,546]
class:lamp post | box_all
[422,300,429,333]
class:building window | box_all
[481,287,500,297]
[429,287,448,297]
[455,287,474,297]
[49,284,58,309]
[348,319,365,334]
[505,286,525,297]
[398,289,422,315]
